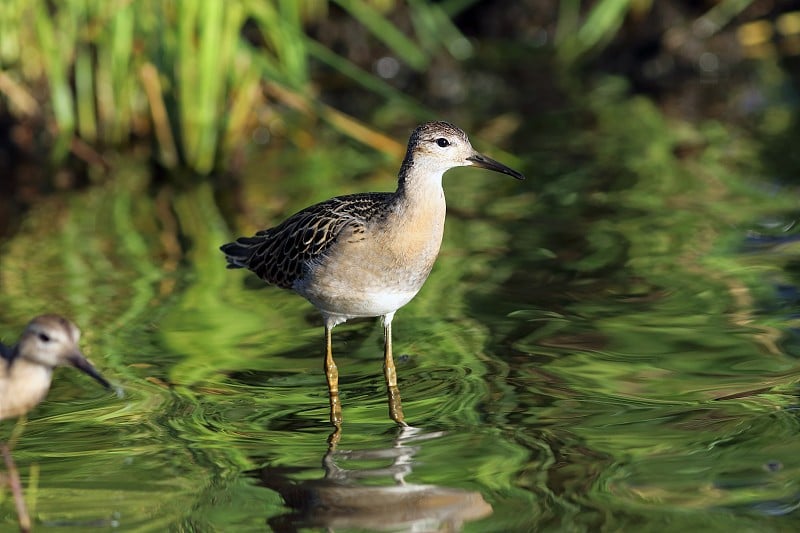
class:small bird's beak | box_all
[68,352,111,389]
[467,153,526,180]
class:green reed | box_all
[0,0,480,175]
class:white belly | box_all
[313,289,418,318]
[293,245,432,325]
[295,265,423,324]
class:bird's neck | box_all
[395,160,446,206]
[386,163,447,258]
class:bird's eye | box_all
[435,138,450,148]
[37,333,51,342]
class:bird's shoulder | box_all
[0,341,15,364]
[258,192,392,244]
[268,192,391,230]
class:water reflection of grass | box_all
[470,84,800,528]
[2,74,800,529]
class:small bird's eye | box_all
[435,138,450,148]
[37,333,51,342]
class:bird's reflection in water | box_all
[255,426,492,531]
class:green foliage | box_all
[555,0,756,65]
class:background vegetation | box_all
[0,0,772,177]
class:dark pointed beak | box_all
[69,352,111,389]
[467,153,525,180]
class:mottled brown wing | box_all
[221,192,392,288]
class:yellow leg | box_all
[324,325,342,427]
[383,318,398,388]
[2,444,31,532]
[327,425,342,450]
[383,314,406,426]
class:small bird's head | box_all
[402,121,526,181]
[17,314,110,389]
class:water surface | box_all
[1,85,800,531]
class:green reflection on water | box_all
[1,88,800,531]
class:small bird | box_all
[221,121,524,426]
[0,314,110,422]
[1,314,110,532]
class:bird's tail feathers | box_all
[220,239,257,269]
